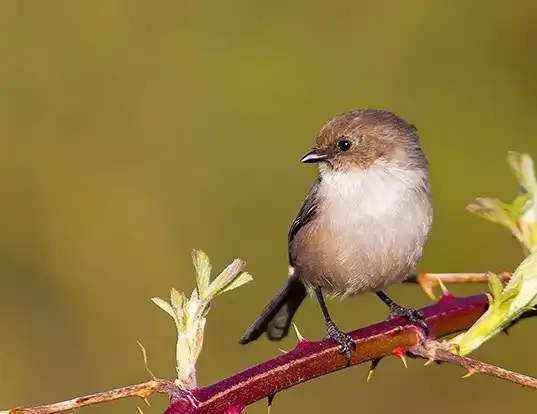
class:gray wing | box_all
[287,177,321,265]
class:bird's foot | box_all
[388,304,429,336]
[326,321,355,366]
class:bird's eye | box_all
[338,139,352,152]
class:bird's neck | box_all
[318,162,429,217]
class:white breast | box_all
[320,163,426,216]
[312,162,432,297]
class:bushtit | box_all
[239,109,432,362]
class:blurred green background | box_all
[1,1,537,413]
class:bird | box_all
[239,108,433,363]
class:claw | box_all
[378,292,430,337]
[390,306,429,337]
[326,321,355,366]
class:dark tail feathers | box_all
[239,274,307,344]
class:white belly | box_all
[298,164,432,297]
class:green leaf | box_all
[507,151,537,194]
[170,288,187,313]
[449,251,537,355]
[220,271,253,294]
[487,272,504,301]
[467,197,518,233]
[507,193,532,221]
[150,251,254,388]
[191,249,212,298]
[206,259,246,299]
[506,250,537,308]
[151,297,176,320]
[170,288,187,330]
[502,277,523,303]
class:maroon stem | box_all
[165,294,489,414]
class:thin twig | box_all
[405,272,512,299]
[2,380,183,414]
[411,340,537,389]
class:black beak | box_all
[300,148,328,163]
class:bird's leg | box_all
[375,291,429,336]
[315,287,355,365]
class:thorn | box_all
[277,348,288,354]
[292,323,307,346]
[292,323,305,341]
[144,398,151,407]
[267,394,276,414]
[417,273,437,300]
[267,394,275,413]
[391,348,408,369]
[366,358,382,382]
[137,407,144,414]
[423,286,437,301]
[423,356,440,367]
[399,355,408,369]
[462,369,477,379]
[436,276,454,302]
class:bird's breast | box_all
[294,165,432,298]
